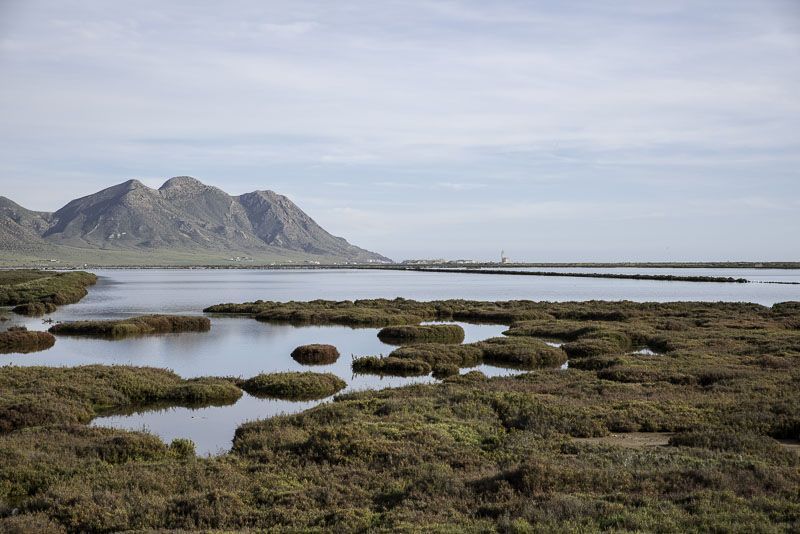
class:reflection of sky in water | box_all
[77,319,511,455]
[0,317,506,379]
[1,268,796,455]
[0,313,509,454]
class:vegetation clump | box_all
[475,337,567,368]
[0,365,241,433]
[389,343,483,367]
[290,344,340,365]
[48,314,211,337]
[377,324,465,344]
[12,301,58,316]
[431,363,460,379]
[206,298,434,326]
[352,355,432,376]
[669,429,797,462]
[0,327,56,353]
[241,372,346,400]
[0,270,97,313]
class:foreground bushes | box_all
[669,429,798,463]
[290,344,340,365]
[0,326,55,353]
[0,299,799,531]
[377,324,465,344]
[48,315,211,337]
[241,372,346,400]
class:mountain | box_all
[0,196,56,253]
[1,177,390,264]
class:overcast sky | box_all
[0,0,798,261]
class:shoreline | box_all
[2,260,799,270]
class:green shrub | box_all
[568,356,621,371]
[552,309,630,322]
[241,372,346,400]
[49,315,211,337]
[290,344,340,365]
[444,370,488,383]
[503,320,599,341]
[12,301,58,315]
[0,512,66,534]
[170,438,197,459]
[0,270,96,309]
[563,338,623,359]
[0,329,56,353]
[669,430,798,464]
[0,366,242,433]
[377,324,465,344]
[432,363,460,379]
[476,337,566,369]
[93,432,169,463]
[389,343,483,367]
[351,356,432,376]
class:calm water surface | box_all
[1,268,797,454]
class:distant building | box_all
[500,250,510,264]
[402,258,447,265]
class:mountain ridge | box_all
[1,177,390,264]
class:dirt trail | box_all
[573,432,672,449]
[574,433,800,453]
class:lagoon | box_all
[1,268,797,453]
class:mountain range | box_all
[0,177,390,265]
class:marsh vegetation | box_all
[48,314,211,337]
[0,270,96,314]
[352,355,433,376]
[290,344,340,365]
[1,298,799,531]
[240,372,347,400]
[0,326,55,353]
[377,323,465,344]
[0,365,241,433]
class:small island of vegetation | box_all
[377,323,465,344]
[241,372,347,400]
[0,326,56,353]
[48,314,211,337]
[0,270,97,315]
[290,344,340,365]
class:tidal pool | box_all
[0,314,511,454]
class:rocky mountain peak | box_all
[159,176,205,191]
[1,176,391,263]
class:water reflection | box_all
[80,320,507,455]
[93,393,321,456]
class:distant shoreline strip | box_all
[397,267,750,284]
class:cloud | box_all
[0,0,797,259]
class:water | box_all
[1,268,797,454]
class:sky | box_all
[0,0,798,262]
